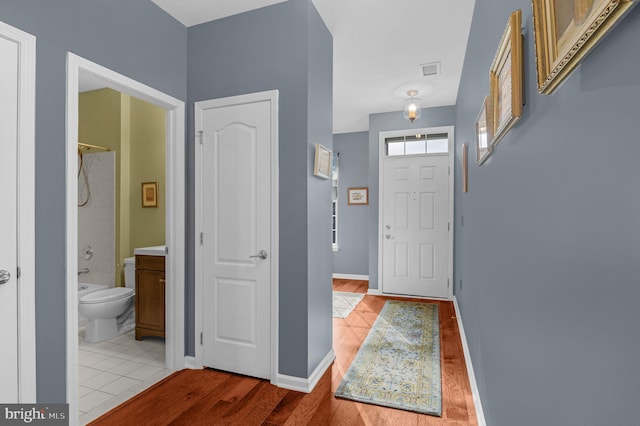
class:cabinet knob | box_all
[159,278,166,283]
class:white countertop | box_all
[133,245,166,256]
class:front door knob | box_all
[0,270,10,285]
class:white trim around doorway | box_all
[377,126,455,300]
[193,90,280,385]
[65,53,185,423]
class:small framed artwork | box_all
[476,95,493,165]
[348,187,368,205]
[462,143,469,193]
[490,9,523,146]
[533,0,637,94]
[141,181,158,208]
[313,144,332,179]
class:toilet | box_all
[79,257,136,343]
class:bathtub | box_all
[78,282,107,326]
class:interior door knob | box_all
[0,270,10,285]
[249,250,268,260]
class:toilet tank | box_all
[124,257,136,289]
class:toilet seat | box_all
[80,287,134,305]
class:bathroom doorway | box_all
[65,54,185,423]
[76,90,167,423]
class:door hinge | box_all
[200,232,204,245]
[165,246,169,255]
[198,130,204,145]
[448,166,450,176]
[16,266,21,279]
[447,279,450,288]
[200,332,203,345]
[448,222,450,231]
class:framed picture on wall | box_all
[348,187,368,205]
[490,9,523,146]
[533,0,637,94]
[476,96,493,165]
[313,144,332,179]
[141,181,158,208]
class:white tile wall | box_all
[78,152,116,287]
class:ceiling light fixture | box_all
[403,90,422,123]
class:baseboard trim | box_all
[374,291,450,301]
[367,288,382,295]
[183,356,197,369]
[276,349,335,393]
[332,273,369,281]
[453,296,486,426]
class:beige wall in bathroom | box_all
[129,97,166,253]
[78,89,165,286]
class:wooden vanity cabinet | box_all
[135,255,165,340]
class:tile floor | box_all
[78,328,173,425]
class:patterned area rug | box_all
[335,300,441,416]
[333,291,365,318]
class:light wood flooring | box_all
[89,279,477,425]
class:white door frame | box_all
[0,20,36,402]
[193,90,279,384]
[66,53,185,419]
[378,126,455,300]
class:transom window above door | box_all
[385,133,448,156]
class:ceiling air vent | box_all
[420,62,441,77]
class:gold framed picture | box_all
[141,181,158,208]
[490,9,523,146]
[313,144,332,179]
[476,96,494,165]
[533,0,637,94]
[347,187,368,205]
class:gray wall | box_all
[305,3,333,374]
[333,132,369,276]
[454,2,640,425]
[187,0,333,378]
[367,107,456,290]
[0,0,187,402]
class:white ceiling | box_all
[150,0,289,26]
[144,0,477,133]
[312,0,475,133]
[79,72,113,93]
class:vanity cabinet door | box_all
[135,255,165,340]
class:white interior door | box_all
[198,96,273,379]
[382,154,450,298]
[0,33,20,403]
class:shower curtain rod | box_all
[78,142,111,152]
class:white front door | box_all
[196,94,274,380]
[0,32,20,403]
[382,153,450,298]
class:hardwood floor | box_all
[89,279,477,425]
